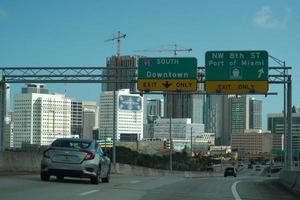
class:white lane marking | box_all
[79,190,99,196]
[130,180,141,184]
[231,181,242,200]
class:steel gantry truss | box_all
[0,64,293,169]
[0,67,136,83]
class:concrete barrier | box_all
[280,169,300,196]
[294,171,300,196]
[0,152,223,178]
[0,151,42,172]
[112,163,223,177]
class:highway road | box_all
[0,168,298,200]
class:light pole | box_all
[190,127,193,157]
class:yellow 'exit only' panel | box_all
[205,81,268,94]
[138,79,197,92]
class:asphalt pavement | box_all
[0,167,298,200]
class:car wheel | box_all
[101,171,110,183]
[41,172,50,181]
[56,175,64,181]
[91,168,100,185]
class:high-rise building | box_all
[206,95,262,146]
[205,95,230,145]
[71,100,83,137]
[99,89,143,141]
[101,55,140,92]
[71,100,98,139]
[13,84,71,148]
[164,93,204,123]
[4,111,13,149]
[229,95,249,134]
[268,112,300,157]
[249,98,262,130]
[164,82,205,124]
[82,101,98,139]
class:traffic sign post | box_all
[138,57,197,92]
[205,51,269,94]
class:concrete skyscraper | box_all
[268,110,300,157]
[249,98,262,130]
[99,89,143,141]
[13,84,71,148]
[229,95,249,134]
[164,83,205,124]
[82,101,99,139]
[205,95,230,145]
[71,100,83,137]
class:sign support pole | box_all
[112,90,116,169]
[0,79,6,152]
[283,61,287,167]
[287,75,292,169]
[168,92,173,171]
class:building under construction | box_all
[101,55,141,92]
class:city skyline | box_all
[1,1,299,129]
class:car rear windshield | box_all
[52,140,91,149]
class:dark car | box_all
[224,167,237,177]
[40,138,111,184]
[255,165,261,171]
[207,166,214,172]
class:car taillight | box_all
[81,149,95,160]
[43,149,50,158]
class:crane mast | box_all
[105,31,126,57]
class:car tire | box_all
[56,175,64,181]
[41,172,50,181]
[91,168,100,185]
[102,172,110,183]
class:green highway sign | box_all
[138,57,197,91]
[205,51,268,81]
[138,57,197,79]
[205,50,269,94]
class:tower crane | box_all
[105,31,126,57]
[134,44,192,56]
[104,31,127,88]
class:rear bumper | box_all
[41,158,98,178]
[224,172,236,177]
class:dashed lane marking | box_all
[79,190,99,196]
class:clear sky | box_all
[0,0,299,128]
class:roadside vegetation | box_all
[106,146,223,171]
